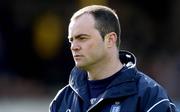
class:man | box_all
[49,5,178,112]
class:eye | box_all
[68,37,73,43]
[78,36,87,41]
[79,37,85,40]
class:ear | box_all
[104,32,117,48]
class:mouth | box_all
[73,54,83,60]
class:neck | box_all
[87,53,123,80]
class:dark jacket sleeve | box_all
[145,98,178,112]
[138,73,178,112]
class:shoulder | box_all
[54,85,71,100]
[136,71,177,112]
[49,84,72,111]
[137,71,167,97]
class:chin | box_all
[75,63,86,70]
[75,63,83,67]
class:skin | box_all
[68,13,123,80]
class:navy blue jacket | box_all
[50,51,178,112]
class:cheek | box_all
[87,41,105,55]
[83,38,105,53]
[88,43,96,49]
[83,40,96,49]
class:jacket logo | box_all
[110,102,121,112]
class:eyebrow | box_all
[68,34,90,40]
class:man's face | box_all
[68,14,108,70]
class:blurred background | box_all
[0,0,179,112]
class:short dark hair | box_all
[70,5,121,49]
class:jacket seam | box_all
[146,99,169,112]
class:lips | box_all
[73,54,83,60]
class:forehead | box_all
[68,14,96,37]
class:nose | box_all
[70,41,80,51]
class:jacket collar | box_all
[69,50,139,102]
[102,67,139,99]
[69,67,90,103]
